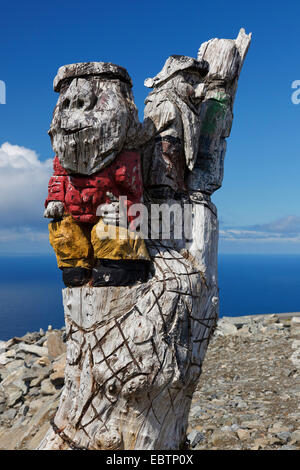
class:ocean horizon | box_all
[0,253,299,341]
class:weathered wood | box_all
[49,64,140,176]
[39,205,218,450]
[38,29,251,450]
[187,28,252,194]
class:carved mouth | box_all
[62,126,92,135]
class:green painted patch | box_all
[201,92,229,136]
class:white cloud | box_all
[220,216,300,244]
[0,142,52,227]
[0,227,48,243]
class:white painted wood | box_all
[38,29,251,450]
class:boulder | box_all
[17,343,49,357]
[45,332,66,358]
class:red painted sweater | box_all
[45,151,144,225]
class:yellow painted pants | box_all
[49,215,150,269]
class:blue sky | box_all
[0,0,299,254]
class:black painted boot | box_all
[92,259,150,287]
[62,267,92,287]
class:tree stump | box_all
[38,29,251,450]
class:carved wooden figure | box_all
[39,29,251,450]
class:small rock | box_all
[46,332,66,358]
[34,356,51,367]
[277,431,291,443]
[17,343,48,357]
[20,332,41,344]
[35,336,47,347]
[41,378,57,395]
[210,430,238,447]
[278,445,297,450]
[20,404,29,416]
[22,365,50,384]
[49,353,66,387]
[0,353,10,365]
[236,429,251,440]
[231,424,240,431]
[291,430,300,444]
[215,318,238,336]
[220,425,232,432]
[251,438,268,450]
[241,420,264,430]
[27,387,41,398]
[6,387,23,407]
[0,408,17,423]
[290,350,300,368]
[269,423,291,434]
[4,359,25,372]
[29,398,48,412]
[292,340,300,350]
[187,430,205,448]
[236,400,247,409]
[5,350,16,359]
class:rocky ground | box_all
[0,314,300,450]
[187,314,300,450]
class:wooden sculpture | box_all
[39,29,251,450]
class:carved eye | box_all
[62,98,70,109]
[77,99,84,109]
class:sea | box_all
[0,254,299,341]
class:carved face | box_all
[49,77,137,175]
[173,71,206,110]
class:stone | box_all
[210,430,238,447]
[278,445,297,450]
[292,340,300,349]
[236,429,251,440]
[34,356,51,367]
[251,438,268,450]
[0,408,17,423]
[4,359,25,372]
[269,423,291,434]
[6,387,23,407]
[22,365,50,383]
[290,349,300,368]
[277,432,291,443]
[187,430,205,447]
[45,332,66,358]
[215,318,238,336]
[17,343,48,357]
[29,399,48,413]
[27,387,41,398]
[49,354,66,387]
[5,349,16,359]
[241,420,265,430]
[20,332,41,344]
[0,353,10,365]
[41,379,57,396]
[291,430,300,444]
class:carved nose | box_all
[194,83,206,99]
[62,97,85,110]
